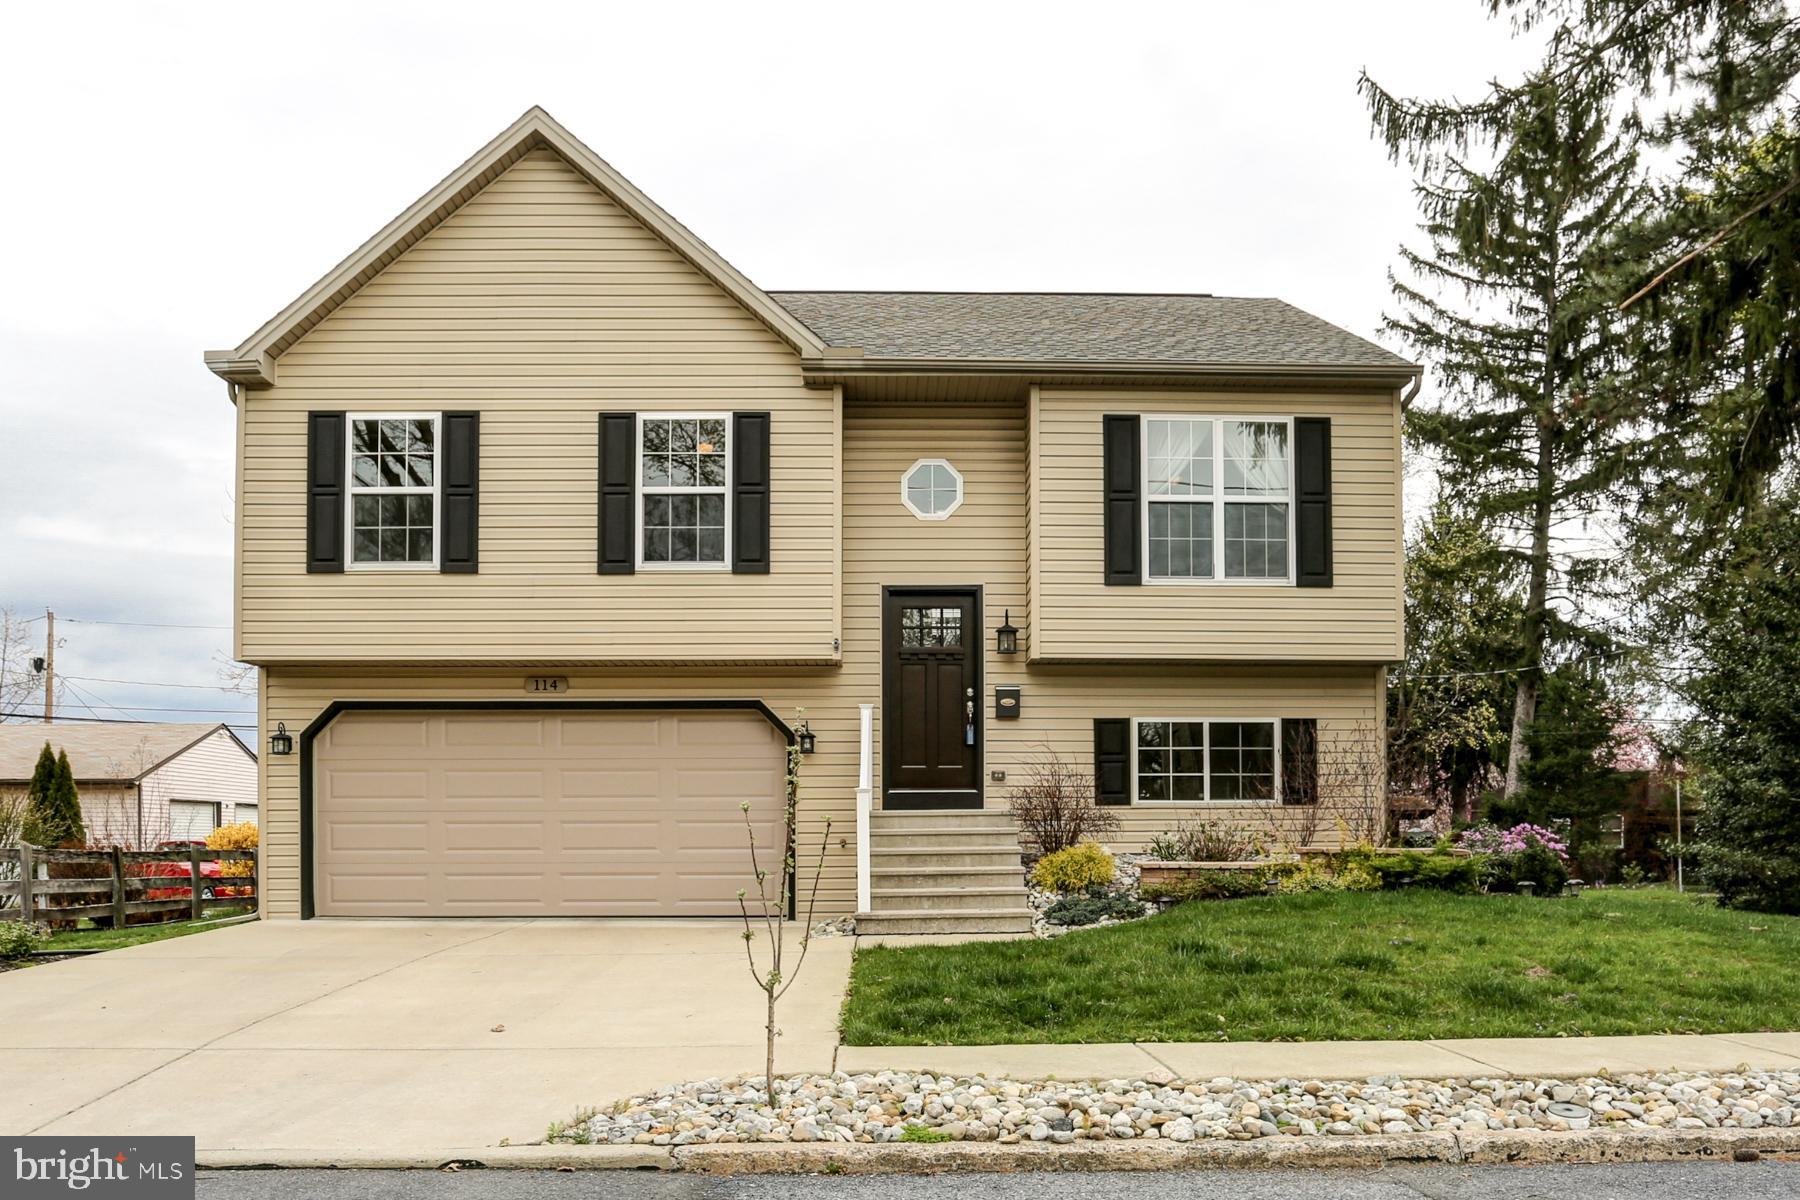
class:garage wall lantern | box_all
[269,721,294,757]
[996,611,1019,656]
[797,720,817,755]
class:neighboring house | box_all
[0,723,258,847]
[206,107,1415,927]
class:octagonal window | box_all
[902,458,964,520]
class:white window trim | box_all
[900,457,964,521]
[1130,716,1283,805]
[1140,414,1296,586]
[345,411,441,572]
[635,411,733,571]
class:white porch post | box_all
[856,703,874,913]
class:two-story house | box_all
[206,108,1414,932]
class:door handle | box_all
[965,689,976,746]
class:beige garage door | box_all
[312,708,785,916]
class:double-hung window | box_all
[1143,416,1292,582]
[347,414,439,568]
[1134,718,1279,803]
[638,414,730,568]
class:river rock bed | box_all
[549,1069,1800,1146]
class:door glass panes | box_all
[900,606,963,647]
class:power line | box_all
[60,617,233,632]
[1,712,254,727]
[59,674,244,692]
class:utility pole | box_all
[42,609,54,724]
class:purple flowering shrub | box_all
[1455,822,1572,894]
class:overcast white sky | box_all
[0,0,1542,736]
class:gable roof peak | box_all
[205,107,824,389]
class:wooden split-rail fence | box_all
[0,844,257,927]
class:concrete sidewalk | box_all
[836,1032,1800,1081]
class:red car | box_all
[142,840,252,901]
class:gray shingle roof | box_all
[767,292,1413,371]
[0,723,244,782]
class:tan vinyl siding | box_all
[259,403,1382,918]
[238,147,836,665]
[1032,387,1404,663]
[259,662,1380,918]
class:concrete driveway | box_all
[0,919,852,1153]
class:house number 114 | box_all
[525,677,569,694]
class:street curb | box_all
[195,1128,1800,1173]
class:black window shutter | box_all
[1295,417,1333,587]
[597,413,636,575]
[306,412,345,573]
[1282,718,1319,805]
[440,412,479,573]
[1094,717,1132,805]
[732,412,771,574]
[1102,415,1142,585]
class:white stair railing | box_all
[856,703,873,913]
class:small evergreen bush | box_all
[1043,893,1146,927]
[1029,843,1116,893]
[23,743,84,847]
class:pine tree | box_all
[23,742,82,847]
[1686,495,1800,913]
[1361,34,1649,797]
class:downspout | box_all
[1401,369,1423,409]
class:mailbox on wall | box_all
[995,686,1022,719]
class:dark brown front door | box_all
[882,588,982,809]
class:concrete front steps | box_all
[855,810,1033,935]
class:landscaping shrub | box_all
[1139,870,1267,903]
[1043,893,1146,927]
[1333,847,1484,893]
[1263,860,1343,895]
[206,821,259,878]
[1456,822,1571,894]
[0,921,49,959]
[1146,820,1263,862]
[1029,843,1116,893]
[1009,750,1119,859]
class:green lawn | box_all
[44,908,255,953]
[841,888,1800,1045]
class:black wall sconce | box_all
[797,720,817,755]
[996,610,1019,655]
[269,721,294,757]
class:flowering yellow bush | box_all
[1030,842,1116,894]
[206,820,259,877]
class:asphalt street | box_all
[200,1160,1800,1200]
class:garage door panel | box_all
[325,770,429,804]
[561,716,664,748]
[442,770,551,802]
[325,871,432,909]
[325,820,431,854]
[443,821,547,852]
[442,717,546,747]
[327,719,430,750]
[559,769,661,801]
[314,709,784,917]
[561,820,662,852]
